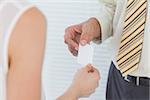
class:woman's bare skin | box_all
[8,7,47,100]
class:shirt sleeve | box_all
[93,0,116,44]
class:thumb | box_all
[80,32,94,46]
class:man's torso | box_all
[109,0,150,77]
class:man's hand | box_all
[64,18,101,56]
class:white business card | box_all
[77,44,94,66]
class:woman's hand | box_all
[57,64,100,100]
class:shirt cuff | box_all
[96,16,112,42]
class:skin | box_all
[8,7,47,100]
[6,7,100,100]
[60,17,102,99]
[57,65,100,100]
[64,18,101,56]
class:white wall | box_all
[29,0,112,100]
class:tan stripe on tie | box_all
[117,0,147,76]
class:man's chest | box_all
[113,0,149,33]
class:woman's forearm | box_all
[57,86,79,100]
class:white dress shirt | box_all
[95,0,150,77]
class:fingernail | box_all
[75,53,78,56]
[73,52,78,56]
[80,40,87,46]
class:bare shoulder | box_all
[9,7,47,65]
[18,7,47,29]
[7,7,47,100]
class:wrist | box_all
[89,17,101,42]
[64,85,80,100]
[57,85,79,100]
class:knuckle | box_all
[83,33,92,38]
[87,33,93,38]
[65,27,70,33]
[65,25,74,33]
[64,33,69,40]
[64,39,67,44]
[64,34,67,39]
[64,35,68,43]
[64,39,69,44]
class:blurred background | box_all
[29,0,112,100]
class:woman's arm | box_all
[8,7,47,100]
[57,65,100,100]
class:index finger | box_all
[65,38,79,50]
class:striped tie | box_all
[117,0,147,76]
